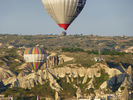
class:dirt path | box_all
[59,55,74,62]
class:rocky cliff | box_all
[3,69,62,92]
[2,63,124,92]
[0,67,16,81]
[0,53,132,99]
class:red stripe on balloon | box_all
[58,24,70,30]
[35,62,38,71]
[35,47,39,54]
[24,48,29,54]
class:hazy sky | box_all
[0,0,133,36]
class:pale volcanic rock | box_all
[18,72,43,89]
[82,74,88,84]
[44,53,66,69]
[14,59,21,63]
[58,57,64,65]
[120,86,129,100]
[45,97,53,100]
[105,68,121,78]
[3,69,62,91]
[47,71,62,92]
[0,43,3,47]
[76,88,82,99]
[8,45,14,49]
[17,63,27,70]
[0,67,16,81]
[86,68,101,78]
[55,91,60,100]
[95,63,122,78]
[66,76,70,83]
[124,46,133,53]
[47,53,59,68]
[50,66,101,79]
[77,67,86,77]
[126,65,132,79]
[100,81,108,89]
[17,70,30,78]
[2,63,124,93]
[17,50,24,56]
[87,78,94,90]
[3,77,19,88]
[59,55,73,62]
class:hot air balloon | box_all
[42,0,86,30]
[24,47,47,72]
[61,31,67,36]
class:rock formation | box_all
[17,70,30,78]
[55,91,60,100]
[66,76,70,83]
[47,53,59,68]
[87,77,95,90]
[120,86,129,100]
[126,65,132,80]
[40,53,65,69]
[3,69,62,92]
[82,74,88,84]
[100,81,107,90]
[2,62,129,96]
[0,67,16,81]
[76,87,82,99]
[49,66,101,78]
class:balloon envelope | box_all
[24,47,47,72]
[42,0,86,30]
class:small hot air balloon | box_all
[42,0,86,30]
[24,47,47,72]
[61,31,67,36]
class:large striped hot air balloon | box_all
[24,47,47,72]
[42,0,86,30]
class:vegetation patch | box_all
[3,81,55,100]
[57,78,77,99]
[93,69,109,89]
[62,48,84,52]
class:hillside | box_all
[0,34,133,52]
[0,34,133,100]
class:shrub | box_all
[62,48,84,52]
[93,69,109,89]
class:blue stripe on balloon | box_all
[30,48,33,54]
[40,48,44,54]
